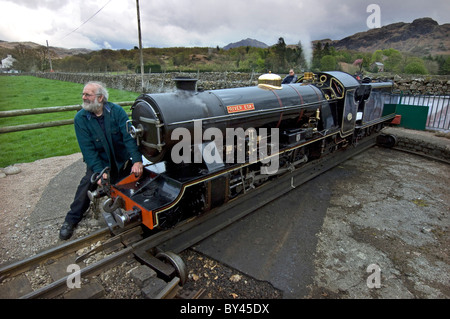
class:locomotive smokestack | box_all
[174,77,198,92]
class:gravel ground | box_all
[0,153,84,264]
[179,249,282,299]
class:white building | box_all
[1,55,18,73]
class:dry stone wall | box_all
[30,72,450,95]
[30,72,259,93]
[387,75,450,95]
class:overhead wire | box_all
[60,0,114,41]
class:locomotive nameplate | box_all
[226,103,255,114]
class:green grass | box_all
[0,76,139,168]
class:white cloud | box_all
[0,0,449,50]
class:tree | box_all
[13,44,39,71]
[443,56,450,75]
[382,48,402,72]
[172,51,190,67]
[320,55,337,71]
[312,42,323,70]
[295,41,307,70]
[64,56,87,72]
[371,50,384,65]
[274,37,287,72]
[323,43,331,56]
[404,61,428,75]
[87,55,106,72]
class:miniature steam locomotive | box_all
[97,71,396,231]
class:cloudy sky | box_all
[0,0,449,50]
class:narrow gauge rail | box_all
[0,227,110,282]
[0,133,383,299]
[0,226,188,299]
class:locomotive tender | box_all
[98,71,396,231]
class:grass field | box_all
[0,76,139,168]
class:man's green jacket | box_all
[74,102,142,177]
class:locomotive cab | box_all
[309,71,361,137]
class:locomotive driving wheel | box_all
[156,251,188,286]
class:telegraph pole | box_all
[136,0,145,92]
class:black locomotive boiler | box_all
[98,71,396,231]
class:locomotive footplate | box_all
[104,162,213,231]
[105,169,185,231]
[115,172,182,212]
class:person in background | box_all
[282,69,298,84]
[59,81,143,240]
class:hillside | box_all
[321,18,449,56]
[0,40,91,59]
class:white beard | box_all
[82,99,103,113]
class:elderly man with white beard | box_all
[59,81,143,240]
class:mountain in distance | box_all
[223,38,268,50]
[316,17,449,56]
[226,18,448,56]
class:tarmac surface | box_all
[29,127,450,298]
[194,145,449,298]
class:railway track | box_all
[0,223,201,299]
[0,133,380,299]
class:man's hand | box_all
[131,161,144,177]
[97,173,109,187]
